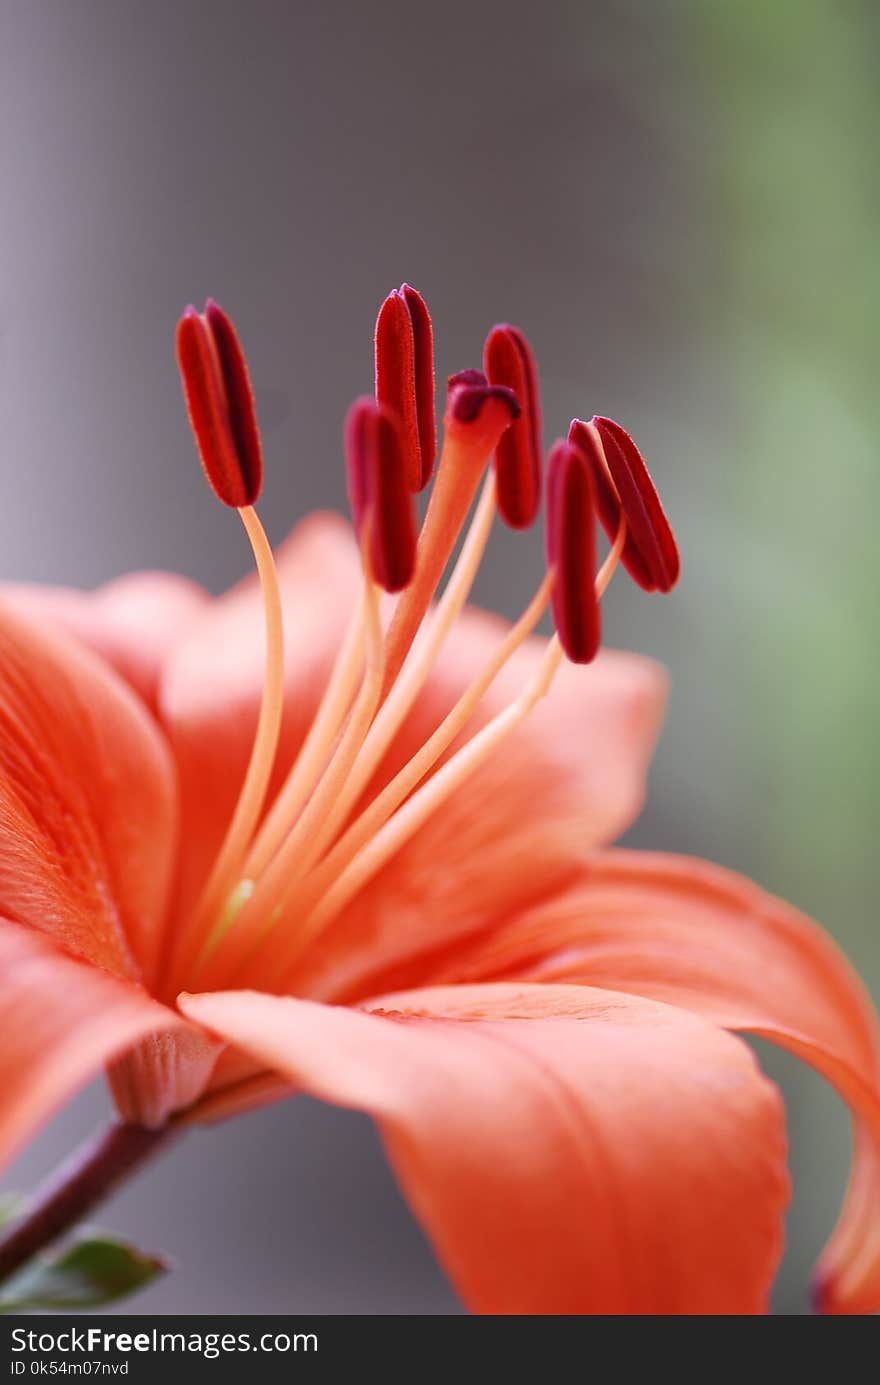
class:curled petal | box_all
[0,603,177,982]
[181,982,788,1315]
[439,849,880,1314]
[283,635,666,1006]
[0,922,183,1173]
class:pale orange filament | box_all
[232,572,556,989]
[257,526,628,976]
[380,426,492,693]
[163,504,284,989]
[192,476,498,986]
[243,584,369,879]
[288,472,498,874]
[176,443,627,998]
[298,562,550,930]
[273,635,566,965]
[190,570,383,980]
[245,437,495,883]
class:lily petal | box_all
[0,605,177,981]
[106,1026,221,1130]
[0,572,208,713]
[159,513,361,922]
[0,922,183,1171]
[436,850,880,1314]
[180,982,788,1314]
[372,610,666,848]
[288,624,666,1002]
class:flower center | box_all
[164,291,673,1003]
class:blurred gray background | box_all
[2,0,878,1314]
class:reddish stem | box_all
[0,1121,177,1284]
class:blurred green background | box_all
[1,0,877,1314]
[598,0,880,1307]
[628,0,880,1312]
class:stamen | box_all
[168,294,650,1004]
[193,468,501,989]
[279,633,567,959]
[164,503,285,988]
[192,570,385,982]
[569,416,679,593]
[380,373,519,694]
[176,300,263,507]
[268,470,500,882]
[258,518,629,984]
[245,570,556,985]
[242,586,368,879]
[545,439,601,664]
[345,398,416,593]
[216,385,513,967]
[484,325,543,528]
[375,284,437,491]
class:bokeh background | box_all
[1,0,877,1314]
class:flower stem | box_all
[0,1121,177,1284]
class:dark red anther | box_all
[374,283,437,492]
[568,417,679,593]
[545,439,601,664]
[175,300,263,508]
[345,397,416,593]
[483,324,543,530]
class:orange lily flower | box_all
[0,288,878,1316]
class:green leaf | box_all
[0,1235,168,1312]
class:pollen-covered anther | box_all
[175,300,263,508]
[484,324,543,530]
[545,439,601,664]
[345,397,417,593]
[374,283,437,492]
[568,416,680,593]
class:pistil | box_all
[380,376,519,694]
[307,469,499,857]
